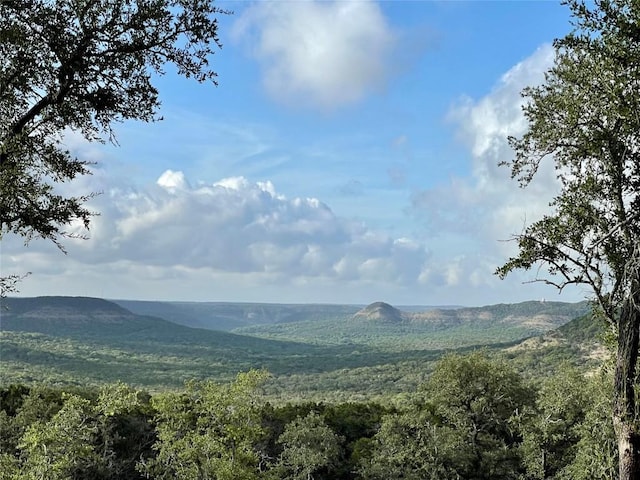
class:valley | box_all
[0,296,600,402]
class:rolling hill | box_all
[353,302,405,323]
[0,296,444,395]
[233,300,591,350]
[112,299,362,331]
[0,296,598,401]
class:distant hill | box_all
[0,296,601,401]
[2,296,129,317]
[349,300,588,329]
[1,296,178,337]
[0,296,303,351]
[236,300,592,351]
[555,311,611,345]
[353,302,405,323]
[0,296,451,396]
[113,299,362,331]
[407,300,590,329]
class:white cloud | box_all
[233,0,396,110]
[2,43,587,306]
[2,170,432,301]
[446,44,560,242]
[157,170,190,191]
[414,44,557,235]
[410,44,585,302]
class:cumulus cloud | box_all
[448,45,560,242]
[409,44,585,302]
[3,171,431,300]
[414,45,557,240]
[233,0,396,110]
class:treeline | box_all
[0,353,616,480]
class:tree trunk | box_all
[615,266,640,480]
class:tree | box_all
[0,0,228,293]
[0,383,147,480]
[558,370,617,480]
[358,409,464,480]
[496,0,640,477]
[360,353,533,480]
[141,370,269,480]
[520,367,591,479]
[14,394,98,480]
[423,352,533,479]
[273,411,343,480]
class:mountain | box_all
[0,296,454,395]
[0,296,302,350]
[353,302,405,323]
[349,300,589,328]
[1,296,369,389]
[502,311,611,376]
[0,296,600,400]
[0,296,152,334]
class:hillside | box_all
[353,302,405,323]
[113,299,362,331]
[0,296,442,396]
[0,296,332,350]
[0,296,597,401]
[234,300,591,350]
[503,312,611,377]
[1,296,168,336]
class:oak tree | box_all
[141,370,269,480]
[497,0,640,477]
[274,411,343,480]
[0,0,228,293]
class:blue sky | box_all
[4,0,593,306]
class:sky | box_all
[2,0,594,306]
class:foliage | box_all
[16,394,98,480]
[0,383,151,480]
[234,301,590,351]
[361,353,535,479]
[0,274,29,299]
[0,0,228,251]
[496,0,640,476]
[359,409,464,480]
[140,370,269,480]
[272,411,343,480]
[423,352,534,479]
[558,370,617,479]
[520,367,591,478]
[0,354,621,480]
[0,296,604,404]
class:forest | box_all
[3,0,640,477]
[0,351,617,480]
[0,296,615,479]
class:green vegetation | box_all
[495,0,640,476]
[0,0,226,267]
[114,300,361,331]
[2,0,632,476]
[0,296,598,403]
[0,353,618,479]
[0,296,615,477]
[232,300,589,349]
